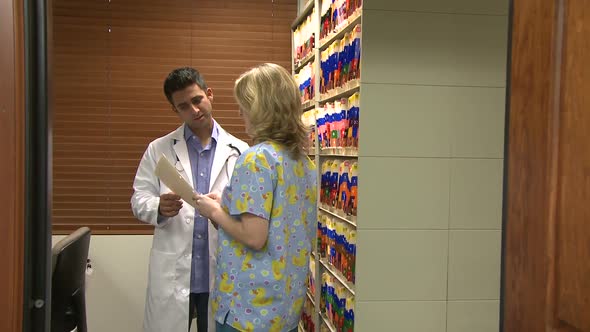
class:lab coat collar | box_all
[171,125,193,186]
[171,122,234,191]
[209,128,234,191]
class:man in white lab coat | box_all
[131,67,248,332]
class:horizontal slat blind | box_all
[52,0,296,234]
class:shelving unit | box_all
[295,52,316,72]
[307,290,316,307]
[319,207,357,228]
[291,0,314,30]
[318,11,362,50]
[318,149,359,157]
[320,313,337,332]
[292,1,362,331]
[319,79,360,103]
[302,100,316,111]
[319,258,355,295]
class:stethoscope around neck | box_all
[172,139,242,178]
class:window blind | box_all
[52,0,296,234]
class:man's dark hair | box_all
[163,67,208,105]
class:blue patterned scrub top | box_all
[211,141,317,332]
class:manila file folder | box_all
[154,155,197,208]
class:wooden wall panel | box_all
[502,0,555,330]
[0,0,24,330]
[503,0,590,331]
[552,1,590,330]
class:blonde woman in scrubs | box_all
[195,63,317,332]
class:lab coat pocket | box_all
[147,249,176,302]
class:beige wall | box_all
[52,235,155,332]
[356,0,508,331]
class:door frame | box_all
[499,0,569,330]
[22,0,52,330]
[499,0,514,331]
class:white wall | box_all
[356,0,508,331]
[52,235,153,332]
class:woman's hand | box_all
[193,193,221,220]
[205,191,222,204]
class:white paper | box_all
[154,155,197,208]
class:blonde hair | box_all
[234,63,309,159]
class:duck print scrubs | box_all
[211,141,317,332]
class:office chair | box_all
[51,227,91,332]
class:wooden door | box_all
[503,0,590,331]
[0,0,25,331]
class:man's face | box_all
[171,83,213,132]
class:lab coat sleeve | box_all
[131,143,172,228]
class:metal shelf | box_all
[319,11,362,50]
[294,52,315,72]
[319,79,360,104]
[320,313,337,332]
[318,148,359,158]
[307,290,316,307]
[302,100,315,111]
[292,0,315,29]
[319,207,357,228]
[320,258,355,295]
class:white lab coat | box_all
[131,123,248,332]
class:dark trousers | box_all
[189,292,209,332]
